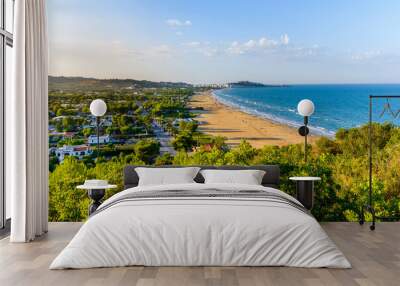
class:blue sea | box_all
[213,84,400,136]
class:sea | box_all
[212,84,400,137]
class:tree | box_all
[172,132,196,151]
[155,153,174,165]
[49,157,89,221]
[134,139,160,164]
[105,126,116,135]
[225,140,257,165]
[62,117,75,131]
[171,121,199,151]
[179,121,198,133]
[83,128,93,138]
[49,156,59,172]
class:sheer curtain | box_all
[8,0,48,242]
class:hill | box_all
[49,76,193,91]
[228,81,288,88]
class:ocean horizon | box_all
[212,84,400,137]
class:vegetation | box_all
[49,122,400,222]
[49,154,144,221]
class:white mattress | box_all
[50,183,351,269]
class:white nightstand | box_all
[77,180,117,215]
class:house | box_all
[63,131,75,139]
[88,115,113,127]
[88,134,111,145]
[48,147,57,155]
[55,145,93,162]
[52,115,81,121]
[48,124,56,132]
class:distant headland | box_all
[228,81,289,88]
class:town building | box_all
[55,145,93,162]
[88,134,111,145]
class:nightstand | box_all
[289,177,321,210]
[77,180,117,215]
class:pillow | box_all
[135,167,201,186]
[200,169,266,185]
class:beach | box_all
[189,91,319,148]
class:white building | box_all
[55,145,93,162]
[88,134,111,145]
[89,115,113,127]
[49,147,57,155]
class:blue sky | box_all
[48,0,400,84]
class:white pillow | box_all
[200,169,266,185]
[135,167,200,186]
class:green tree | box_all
[134,139,160,164]
[83,128,93,138]
[172,132,196,151]
[155,153,174,165]
[49,157,89,221]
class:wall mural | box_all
[47,1,400,223]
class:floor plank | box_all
[0,222,399,286]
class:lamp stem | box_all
[305,131,307,163]
[304,116,308,163]
[96,117,100,160]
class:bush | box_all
[155,153,174,165]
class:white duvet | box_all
[50,183,351,269]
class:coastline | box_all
[189,91,320,148]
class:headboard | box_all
[123,165,280,189]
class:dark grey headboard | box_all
[123,165,280,189]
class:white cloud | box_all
[226,34,289,55]
[226,41,244,54]
[259,37,278,48]
[244,40,256,48]
[282,45,324,60]
[181,33,323,60]
[183,41,219,57]
[151,44,171,54]
[175,31,183,36]
[200,47,218,57]
[351,50,382,61]
[184,41,201,47]
[166,19,192,27]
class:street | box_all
[152,121,176,155]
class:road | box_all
[152,121,176,155]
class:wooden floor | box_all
[0,222,399,286]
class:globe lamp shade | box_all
[297,99,315,117]
[90,99,107,117]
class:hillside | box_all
[49,76,193,91]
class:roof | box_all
[73,146,90,151]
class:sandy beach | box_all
[189,91,319,148]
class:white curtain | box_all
[8,0,49,242]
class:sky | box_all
[48,0,400,84]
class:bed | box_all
[50,165,351,269]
